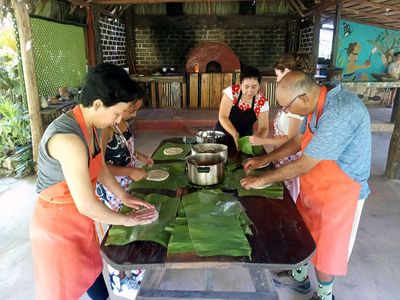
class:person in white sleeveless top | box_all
[249,53,313,202]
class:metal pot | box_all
[186,153,224,186]
[195,130,225,144]
[191,143,228,163]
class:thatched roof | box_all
[2,0,400,30]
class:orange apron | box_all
[297,86,361,276]
[30,106,103,300]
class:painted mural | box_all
[336,20,400,81]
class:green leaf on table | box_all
[129,162,190,191]
[152,142,192,161]
[173,190,252,258]
[167,205,195,254]
[105,193,180,247]
[238,136,264,156]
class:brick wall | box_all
[298,24,314,54]
[99,15,127,66]
[134,26,286,74]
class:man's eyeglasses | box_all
[280,93,306,113]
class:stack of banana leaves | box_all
[167,189,253,258]
[105,190,253,259]
[105,193,180,246]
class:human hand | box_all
[124,207,159,226]
[242,157,267,173]
[129,168,147,181]
[240,174,268,190]
[233,132,240,151]
[144,156,154,167]
[121,195,156,210]
[249,135,264,146]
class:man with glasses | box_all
[241,71,371,300]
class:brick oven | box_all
[185,42,240,73]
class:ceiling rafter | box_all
[304,0,345,18]
[93,0,252,4]
[343,7,400,25]
[351,0,400,13]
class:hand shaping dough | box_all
[251,182,273,190]
[146,169,169,181]
[163,147,184,156]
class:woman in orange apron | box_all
[30,64,157,300]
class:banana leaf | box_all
[167,204,195,254]
[180,190,252,257]
[228,168,284,199]
[238,136,264,156]
[211,163,243,190]
[105,193,180,246]
[152,142,192,161]
[129,162,190,190]
[237,182,284,199]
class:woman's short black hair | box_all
[79,63,145,107]
[240,66,261,83]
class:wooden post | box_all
[11,0,43,164]
[124,6,137,74]
[385,105,400,180]
[390,89,400,123]
[330,3,341,68]
[312,13,321,68]
[85,6,96,67]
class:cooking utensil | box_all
[186,153,224,186]
[195,130,225,144]
[191,143,228,163]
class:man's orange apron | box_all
[30,106,103,300]
[297,86,361,276]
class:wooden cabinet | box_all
[131,75,186,108]
[131,74,278,109]
[40,100,75,128]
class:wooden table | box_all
[100,138,315,299]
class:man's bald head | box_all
[276,71,320,115]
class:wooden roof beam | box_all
[350,0,400,13]
[343,7,400,25]
[304,0,346,18]
[68,0,91,7]
[94,0,251,4]
[287,0,305,17]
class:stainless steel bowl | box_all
[186,153,224,186]
[191,143,228,163]
[195,130,225,144]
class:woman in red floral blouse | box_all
[215,66,269,150]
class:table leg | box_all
[137,267,279,300]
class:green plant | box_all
[0,13,32,177]
[0,96,33,177]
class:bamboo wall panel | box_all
[223,73,233,90]
[189,74,199,108]
[261,76,277,107]
[158,82,164,107]
[201,74,210,108]
[150,81,157,108]
[210,74,222,108]
[235,72,240,84]
[182,82,187,108]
